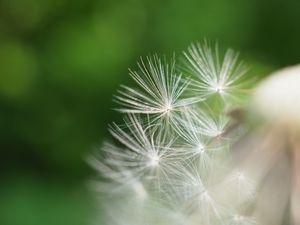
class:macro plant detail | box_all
[89,42,300,225]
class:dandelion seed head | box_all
[90,42,256,225]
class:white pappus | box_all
[89,42,258,225]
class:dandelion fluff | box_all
[184,41,249,104]
[115,55,202,124]
[89,43,258,225]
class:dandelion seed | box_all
[184,41,249,103]
[115,55,202,124]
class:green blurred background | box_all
[0,0,299,224]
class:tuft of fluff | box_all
[184,41,249,103]
[89,42,257,225]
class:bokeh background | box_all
[0,0,300,224]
